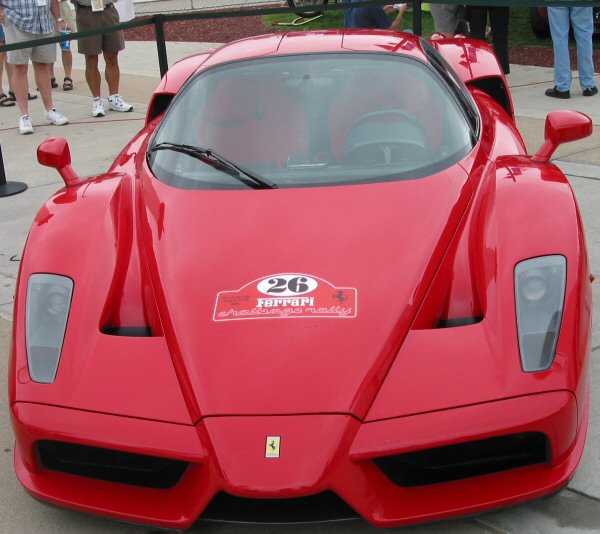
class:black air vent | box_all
[148,93,174,122]
[37,440,188,489]
[374,432,548,487]
[468,77,511,116]
[101,325,153,337]
[437,316,483,328]
[201,491,358,523]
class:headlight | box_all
[515,256,566,372]
[26,274,74,383]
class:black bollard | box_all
[413,0,422,36]
[0,142,27,197]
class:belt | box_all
[75,3,114,8]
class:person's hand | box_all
[396,3,408,16]
[390,3,407,32]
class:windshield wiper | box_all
[149,142,278,190]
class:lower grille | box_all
[37,440,188,489]
[201,491,358,523]
[374,432,549,487]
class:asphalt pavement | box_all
[0,40,599,533]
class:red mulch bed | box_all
[124,16,600,70]
[124,15,274,44]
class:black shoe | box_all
[583,86,598,96]
[545,86,570,99]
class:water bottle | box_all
[60,29,71,51]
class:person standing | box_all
[0,0,69,134]
[72,0,133,117]
[0,23,16,107]
[545,6,598,99]
[467,5,510,74]
[52,0,75,90]
[429,3,460,38]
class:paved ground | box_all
[0,41,599,533]
[133,0,282,14]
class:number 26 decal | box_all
[257,274,318,296]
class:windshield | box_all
[148,53,475,190]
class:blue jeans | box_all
[548,7,596,91]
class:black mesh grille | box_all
[37,440,188,489]
[201,491,358,523]
[374,432,549,487]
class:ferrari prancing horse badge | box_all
[265,436,281,458]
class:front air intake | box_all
[37,440,188,489]
[374,432,549,487]
[201,491,358,523]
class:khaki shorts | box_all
[55,1,77,32]
[429,3,460,34]
[75,3,124,55]
[4,19,57,65]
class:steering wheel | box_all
[343,109,430,166]
[351,109,423,130]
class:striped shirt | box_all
[2,0,55,34]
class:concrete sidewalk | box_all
[0,42,599,533]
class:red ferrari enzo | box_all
[10,30,593,529]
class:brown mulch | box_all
[124,15,274,44]
[124,16,600,70]
[510,46,600,71]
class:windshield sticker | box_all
[214,274,357,321]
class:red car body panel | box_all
[136,165,470,417]
[11,395,590,529]
[9,30,591,530]
[433,38,510,85]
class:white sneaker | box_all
[92,98,105,117]
[108,94,133,112]
[44,108,69,126]
[19,115,34,135]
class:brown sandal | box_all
[0,93,16,107]
[63,77,74,91]
[8,91,37,101]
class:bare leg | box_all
[85,54,101,98]
[0,47,5,93]
[5,61,14,93]
[62,50,73,80]
[10,63,30,116]
[104,51,120,95]
[33,61,54,111]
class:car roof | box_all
[200,30,429,68]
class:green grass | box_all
[263,7,553,48]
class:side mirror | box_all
[532,110,592,163]
[37,138,82,187]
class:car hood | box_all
[140,167,471,418]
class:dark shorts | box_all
[76,3,124,55]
